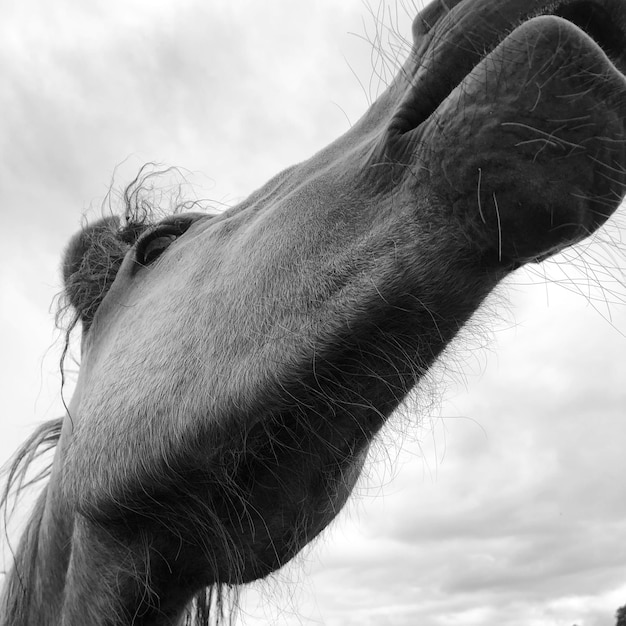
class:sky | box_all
[1,1,625,625]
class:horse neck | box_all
[2,476,197,626]
[1,471,127,626]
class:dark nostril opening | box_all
[554,2,626,70]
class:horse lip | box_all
[416,1,626,264]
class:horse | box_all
[2,0,626,624]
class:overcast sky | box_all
[1,1,625,625]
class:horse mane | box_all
[1,166,235,626]
[1,419,60,625]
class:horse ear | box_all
[62,217,120,287]
[61,216,125,328]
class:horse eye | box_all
[136,233,178,266]
[134,214,205,268]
